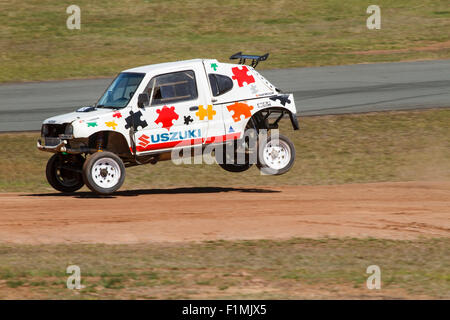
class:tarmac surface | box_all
[1,59,449,131]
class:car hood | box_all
[43,107,114,125]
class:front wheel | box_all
[257,133,295,175]
[46,154,85,193]
[82,152,126,195]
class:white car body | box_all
[39,58,298,162]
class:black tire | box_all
[215,141,253,173]
[82,152,126,195]
[257,133,295,175]
[46,153,85,193]
[218,162,253,173]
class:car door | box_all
[134,68,210,154]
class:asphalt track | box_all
[0,59,449,132]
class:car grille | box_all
[42,124,66,137]
[44,137,62,146]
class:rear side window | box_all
[208,74,233,97]
[147,70,198,106]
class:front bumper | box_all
[37,139,67,153]
[37,138,96,154]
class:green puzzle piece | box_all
[210,63,218,71]
[87,122,98,127]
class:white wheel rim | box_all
[91,157,121,189]
[263,139,291,170]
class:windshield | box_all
[96,72,145,108]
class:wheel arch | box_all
[245,106,299,131]
[88,130,132,158]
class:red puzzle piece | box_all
[231,66,255,87]
[155,106,179,130]
[113,112,122,118]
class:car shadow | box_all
[24,186,280,199]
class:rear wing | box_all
[229,52,269,68]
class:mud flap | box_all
[289,111,300,130]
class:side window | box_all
[147,70,198,106]
[208,74,233,96]
[208,74,219,96]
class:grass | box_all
[0,238,448,299]
[0,108,449,193]
[1,109,448,299]
[0,0,449,83]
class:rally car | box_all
[38,52,299,195]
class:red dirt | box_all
[0,181,448,244]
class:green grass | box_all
[0,0,449,83]
[0,109,449,193]
[6,280,25,288]
[0,238,448,299]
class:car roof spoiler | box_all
[229,52,269,68]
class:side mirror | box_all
[137,93,149,108]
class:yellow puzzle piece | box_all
[195,105,216,120]
[105,121,118,130]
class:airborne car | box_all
[38,53,299,195]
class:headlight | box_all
[41,124,48,136]
[65,124,73,135]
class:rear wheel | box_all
[215,139,253,173]
[218,162,253,173]
[82,152,126,195]
[46,153,85,193]
[257,133,295,175]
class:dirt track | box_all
[0,181,449,244]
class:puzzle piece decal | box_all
[210,63,218,71]
[196,105,216,120]
[184,115,193,125]
[125,110,148,131]
[105,121,118,130]
[87,122,98,127]
[227,102,253,122]
[155,106,179,130]
[113,112,122,118]
[138,134,150,148]
[231,66,255,87]
[269,94,291,106]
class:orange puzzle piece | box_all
[196,105,216,120]
[226,102,253,122]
